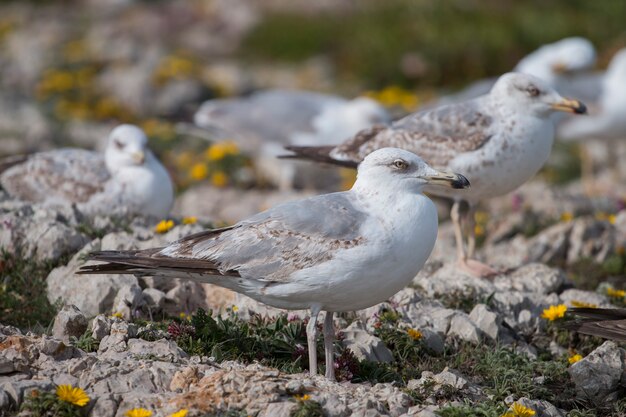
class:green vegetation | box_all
[242,0,626,89]
[291,399,324,417]
[0,251,64,330]
[69,330,99,353]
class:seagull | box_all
[78,148,470,380]
[284,73,587,277]
[193,89,390,190]
[563,308,626,342]
[0,124,174,219]
[433,37,596,106]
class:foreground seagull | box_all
[194,89,390,190]
[285,73,587,277]
[0,124,174,219]
[79,148,469,380]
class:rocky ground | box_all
[2,176,626,417]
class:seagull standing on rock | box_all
[284,73,587,277]
[78,148,470,381]
[0,124,174,219]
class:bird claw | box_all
[456,258,500,279]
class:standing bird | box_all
[284,73,587,277]
[0,124,174,219]
[193,89,390,190]
[78,148,470,380]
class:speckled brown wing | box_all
[329,100,494,169]
[0,149,109,204]
[563,308,626,342]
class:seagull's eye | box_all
[392,159,408,170]
[113,139,124,149]
[526,86,541,97]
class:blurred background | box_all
[0,0,625,192]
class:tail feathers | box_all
[78,250,240,278]
[0,154,29,175]
[563,308,626,342]
[280,145,358,168]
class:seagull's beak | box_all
[552,61,568,74]
[551,98,587,114]
[131,151,145,164]
[422,169,470,189]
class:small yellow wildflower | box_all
[541,304,567,321]
[568,353,583,364]
[175,151,194,168]
[608,214,617,225]
[56,384,90,407]
[111,312,124,319]
[560,212,573,222]
[179,312,191,321]
[232,305,239,313]
[170,409,188,417]
[125,408,153,417]
[155,219,175,234]
[211,171,228,188]
[206,142,237,161]
[190,163,209,181]
[501,402,536,417]
[182,216,197,225]
[474,224,485,237]
[570,300,597,308]
[607,287,626,298]
[407,328,423,341]
[294,394,311,401]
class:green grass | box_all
[0,251,65,331]
[241,0,626,89]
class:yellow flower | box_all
[608,214,617,225]
[111,312,124,319]
[170,409,188,417]
[182,216,197,225]
[560,212,573,222]
[232,305,239,312]
[607,287,626,298]
[570,300,597,308]
[541,304,567,321]
[206,143,229,161]
[474,224,485,237]
[568,353,583,364]
[474,211,489,224]
[56,384,90,407]
[407,328,423,341]
[125,408,153,417]
[294,394,311,401]
[501,402,536,417]
[190,163,209,181]
[211,171,228,188]
[155,219,175,234]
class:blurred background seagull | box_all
[433,37,597,105]
[193,89,390,190]
[557,48,626,191]
[78,148,469,381]
[285,73,587,277]
[0,124,174,219]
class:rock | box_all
[566,218,615,264]
[52,305,88,343]
[469,304,507,341]
[568,341,626,401]
[408,368,485,402]
[112,283,144,320]
[515,397,565,417]
[92,315,112,341]
[447,314,481,343]
[0,388,11,411]
[559,289,611,308]
[126,339,188,362]
[341,321,394,363]
[419,329,445,355]
[414,263,496,298]
[494,264,568,294]
[527,222,573,264]
[258,402,297,417]
[1,379,54,407]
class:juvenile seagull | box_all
[78,148,470,380]
[0,124,174,219]
[563,308,626,342]
[194,89,390,190]
[285,73,587,277]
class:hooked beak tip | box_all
[451,173,471,189]
[552,98,587,115]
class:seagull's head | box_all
[515,37,596,81]
[354,148,470,194]
[490,72,587,118]
[105,124,150,172]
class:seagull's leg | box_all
[323,311,336,381]
[450,201,466,263]
[466,204,477,259]
[306,305,322,377]
[453,202,498,278]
